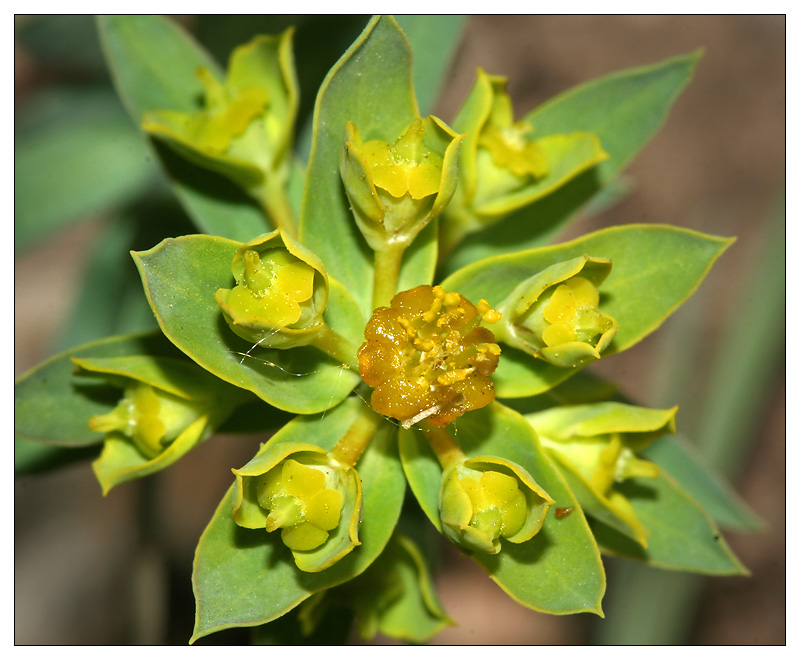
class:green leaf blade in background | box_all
[591,468,748,575]
[191,398,406,642]
[644,434,764,533]
[14,332,182,449]
[394,15,468,116]
[400,403,606,615]
[133,234,362,414]
[442,52,700,273]
[97,15,272,242]
[97,15,221,120]
[299,15,419,316]
[14,90,155,252]
[443,224,733,397]
[53,201,194,352]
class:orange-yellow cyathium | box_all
[358,285,502,428]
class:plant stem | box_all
[372,242,407,308]
[330,404,383,466]
[438,204,479,261]
[310,323,360,369]
[423,424,466,470]
[256,176,298,237]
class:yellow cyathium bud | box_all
[439,456,553,554]
[232,441,362,572]
[215,228,328,349]
[89,381,207,460]
[495,255,618,368]
[339,116,463,250]
[142,31,298,192]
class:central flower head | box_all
[358,285,502,428]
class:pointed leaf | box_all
[299,15,419,315]
[442,224,733,397]
[191,398,406,641]
[133,234,362,414]
[400,403,605,615]
[591,468,748,575]
[395,15,467,116]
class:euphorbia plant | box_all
[15,15,756,644]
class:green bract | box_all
[298,533,453,642]
[215,228,328,348]
[439,456,554,554]
[493,255,618,368]
[526,402,676,545]
[339,116,462,250]
[232,440,362,573]
[142,31,298,205]
[71,355,243,494]
[442,67,608,252]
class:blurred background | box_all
[14,15,785,644]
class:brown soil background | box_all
[15,15,785,644]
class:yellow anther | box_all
[443,292,461,307]
[423,297,443,323]
[437,368,470,386]
[414,338,435,352]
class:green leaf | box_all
[643,434,764,533]
[309,532,452,642]
[400,403,605,615]
[14,332,182,447]
[14,90,154,252]
[443,224,733,397]
[15,436,99,475]
[506,371,622,416]
[590,469,748,575]
[133,234,362,414]
[443,52,700,273]
[394,15,467,116]
[299,15,419,316]
[357,533,452,642]
[97,15,273,242]
[97,15,221,118]
[191,398,406,642]
[71,355,244,402]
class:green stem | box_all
[309,323,360,369]
[372,242,407,308]
[255,175,298,237]
[438,205,480,262]
[330,404,383,467]
[423,424,466,470]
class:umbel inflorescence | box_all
[15,15,747,644]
